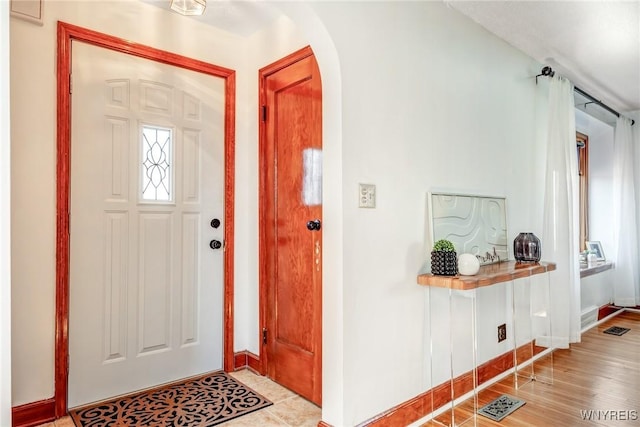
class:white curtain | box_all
[613,117,639,306]
[542,76,581,347]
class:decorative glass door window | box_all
[141,125,173,202]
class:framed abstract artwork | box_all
[428,192,508,265]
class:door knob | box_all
[210,218,221,229]
[210,240,222,250]
[306,219,321,231]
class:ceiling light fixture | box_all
[170,0,206,16]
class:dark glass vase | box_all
[431,251,458,276]
[513,232,541,263]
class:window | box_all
[141,125,172,202]
[577,132,589,250]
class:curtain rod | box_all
[536,66,635,126]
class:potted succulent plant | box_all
[430,239,458,276]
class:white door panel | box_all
[69,41,224,408]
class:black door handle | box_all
[306,219,321,231]
[210,218,221,229]
[210,240,222,250]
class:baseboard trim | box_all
[598,304,622,320]
[12,398,56,427]
[359,341,547,426]
[233,350,261,373]
[234,351,247,369]
[318,422,333,427]
[364,389,432,427]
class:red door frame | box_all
[55,21,236,417]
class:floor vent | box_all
[603,326,630,336]
[478,394,526,422]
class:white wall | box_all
[1,0,13,424]
[581,270,613,313]
[307,2,546,424]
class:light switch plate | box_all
[359,183,376,208]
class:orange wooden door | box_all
[259,47,322,405]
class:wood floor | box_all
[35,311,639,427]
[424,310,640,426]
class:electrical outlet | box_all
[359,183,376,208]
[498,323,507,343]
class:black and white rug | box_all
[478,394,526,422]
[70,371,272,426]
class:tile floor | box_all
[36,369,322,427]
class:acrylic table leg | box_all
[513,277,535,388]
[531,272,553,384]
[430,287,478,427]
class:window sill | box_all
[580,261,613,279]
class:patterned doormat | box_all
[603,326,630,336]
[70,371,272,426]
[478,394,526,422]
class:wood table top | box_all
[417,260,556,290]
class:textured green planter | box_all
[430,250,458,276]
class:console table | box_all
[418,261,556,426]
[417,261,556,289]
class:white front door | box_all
[69,41,225,408]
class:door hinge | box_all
[262,328,267,345]
[261,105,267,122]
[69,73,73,94]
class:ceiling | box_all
[447,0,640,118]
[143,0,281,37]
[146,0,639,119]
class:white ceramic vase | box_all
[458,253,480,276]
